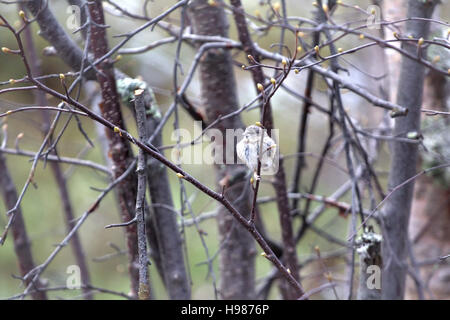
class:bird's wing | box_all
[236,139,246,164]
[263,136,277,159]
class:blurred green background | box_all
[0,0,448,299]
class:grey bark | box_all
[381,0,437,300]
[188,0,256,300]
[134,91,151,300]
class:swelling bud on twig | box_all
[176,173,185,179]
[18,10,27,21]
[113,127,122,137]
[260,252,271,261]
[272,2,281,12]
[257,83,264,91]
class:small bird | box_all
[237,125,277,181]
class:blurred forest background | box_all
[0,0,449,300]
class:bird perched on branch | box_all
[237,124,277,181]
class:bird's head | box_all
[243,125,262,141]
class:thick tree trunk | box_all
[381,0,437,300]
[408,176,450,299]
[88,0,140,297]
[406,70,450,299]
[188,0,256,300]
